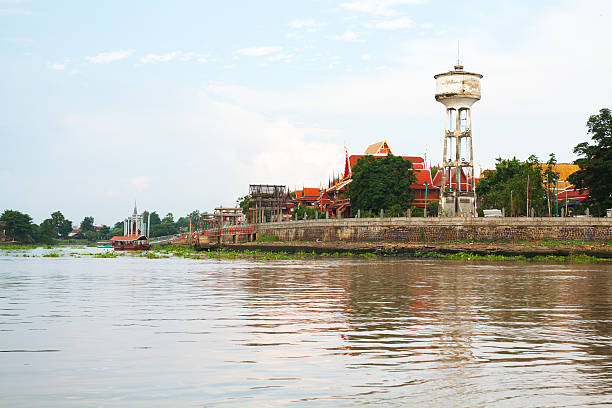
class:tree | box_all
[568,108,612,216]
[188,210,200,225]
[48,211,72,238]
[237,195,251,215]
[111,221,124,237]
[97,225,111,240]
[59,219,73,237]
[80,216,94,231]
[0,210,36,243]
[149,212,161,225]
[50,211,65,235]
[175,216,189,231]
[543,153,560,217]
[348,154,417,213]
[84,230,97,242]
[476,156,548,216]
[162,213,174,224]
[294,205,318,220]
[37,219,56,244]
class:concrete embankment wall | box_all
[256,217,612,243]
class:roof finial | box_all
[455,40,463,71]
[133,200,137,215]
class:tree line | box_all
[0,209,201,244]
[477,108,611,217]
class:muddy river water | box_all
[1,246,611,407]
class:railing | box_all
[149,233,188,244]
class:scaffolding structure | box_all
[249,184,288,223]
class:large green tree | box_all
[348,154,417,213]
[37,219,56,244]
[476,156,548,216]
[50,211,73,238]
[148,212,161,225]
[80,216,94,231]
[0,210,36,242]
[568,108,612,216]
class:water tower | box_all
[434,64,482,216]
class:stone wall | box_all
[257,217,612,243]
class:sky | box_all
[1,0,611,225]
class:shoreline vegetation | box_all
[2,241,611,263]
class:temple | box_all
[243,140,482,221]
[323,141,440,218]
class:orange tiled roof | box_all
[111,234,147,241]
[364,140,393,155]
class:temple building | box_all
[324,141,439,218]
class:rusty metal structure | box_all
[435,64,482,216]
[249,184,288,222]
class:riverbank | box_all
[217,240,612,261]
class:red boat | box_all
[110,234,151,250]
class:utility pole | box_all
[556,179,559,217]
[424,182,428,217]
[526,174,530,217]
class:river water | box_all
[1,246,611,407]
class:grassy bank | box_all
[152,245,376,261]
[156,244,612,263]
[3,243,610,263]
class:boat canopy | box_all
[110,234,148,242]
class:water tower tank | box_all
[434,65,483,109]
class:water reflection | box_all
[237,260,612,406]
[0,251,611,407]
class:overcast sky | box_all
[1,0,611,225]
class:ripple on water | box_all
[0,251,611,407]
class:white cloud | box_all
[48,63,65,70]
[140,51,181,64]
[269,53,294,62]
[288,19,327,29]
[128,176,152,190]
[284,33,297,39]
[70,69,80,75]
[86,49,133,64]
[340,0,421,17]
[420,23,433,29]
[0,8,31,15]
[329,30,363,42]
[180,51,206,61]
[234,46,283,56]
[365,16,414,30]
[361,54,371,60]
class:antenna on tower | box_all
[457,40,460,65]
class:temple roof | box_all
[558,185,588,201]
[412,169,438,189]
[364,140,392,155]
